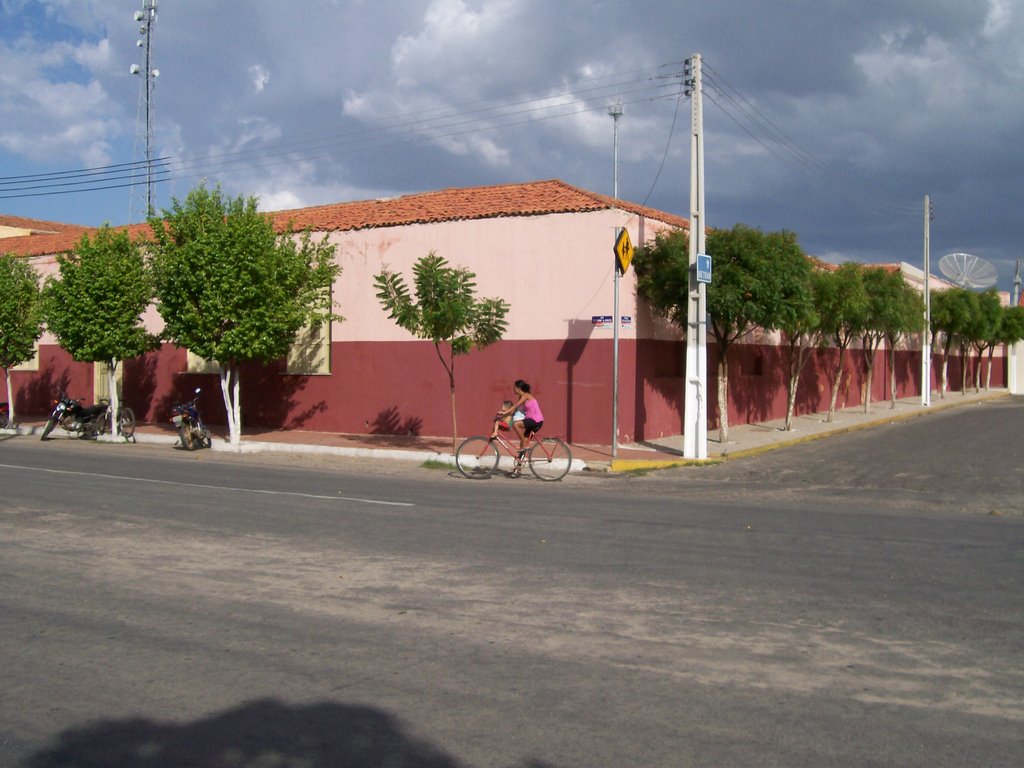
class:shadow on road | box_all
[23,698,562,768]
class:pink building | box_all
[1,179,999,445]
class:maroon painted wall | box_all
[6,340,1007,445]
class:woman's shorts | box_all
[522,418,543,435]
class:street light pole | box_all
[609,102,623,458]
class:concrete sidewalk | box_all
[6,389,1011,473]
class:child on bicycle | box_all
[489,400,515,439]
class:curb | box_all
[609,392,1011,470]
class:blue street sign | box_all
[696,253,712,284]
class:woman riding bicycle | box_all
[500,379,543,455]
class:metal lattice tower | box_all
[129,0,159,222]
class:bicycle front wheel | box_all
[528,437,572,481]
[455,436,500,479]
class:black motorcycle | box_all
[0,401,9,429]
[40,392,107,440]
[171,387,212,450]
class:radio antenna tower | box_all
[129,0,159,222]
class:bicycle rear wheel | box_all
[119,407,136,440]
[455,436,500,479]
[528,437,572,481]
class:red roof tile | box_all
[268,179,688,232]
[0,214,90,235]
[1,179,687,258]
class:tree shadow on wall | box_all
[18,367,70,419]
[23,698,563,768]
[369,406,424,440]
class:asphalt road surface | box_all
[1,398,1022,767]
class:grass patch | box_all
[421,458,452,471]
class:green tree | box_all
[858,267,906,414]
[149,185,341,447]
[930,287,972,397]
[778,257,820,431]
[993,305,1024,389]
[636,224,811,441]
[966,289,1002,391]
[374,251,509,453]
[43,226,157,436]
[814,263,869,422]
[0,254,45,427]
[882,279,925,408]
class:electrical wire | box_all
[702,61,920,219]
[0,62,683,201]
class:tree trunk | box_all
[717,348,729,443]
[986,348,994,390]
[960,342,969,395]
[862,345,876,414]
[3,368,14,427]
[107,360,121,437]
[220,363,242,447]
[889,345,897,409]
[940,348,949,399]
[784,342,811,431]
[827,347,846,423]
[233,369,242,446]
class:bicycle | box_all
[96,399,136,441]
[455,429,573,481]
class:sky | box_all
[1,0,1022,291]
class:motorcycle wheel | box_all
[82,418,101,440]
[0,412,8,429]
[40,418,57,440]
[201,429,212,449]
[179,424,194,450]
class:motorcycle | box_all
[171,387,212,450]
[40,392,107,440]
[0,401,9,429]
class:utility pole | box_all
[921,195,932,407]
[609,102,624,458]
[130,0,159,221]
[683,54,708,459]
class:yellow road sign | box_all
[614,228,634,273]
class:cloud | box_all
[248,64,270,94]
[1,0,1023,288]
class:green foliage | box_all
[965,289,1003,349]
[815,262,869,348]
[0,253,44,371]
[43,225,157,363]
[374,251,509,373]
[996,305,1024,346]
[148,184,340,365]
[635,224,814,439]
[930,287,973,352]
[374,251,509,450]
[633,228,690,328]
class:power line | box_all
[0,62,683,201]
[702,61,919,218]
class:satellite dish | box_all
[938,252,998,290]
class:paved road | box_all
[1,399,1021,767]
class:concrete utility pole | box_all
[609,102,624,458]
[683,54,708,459]
[921,195,932,407]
